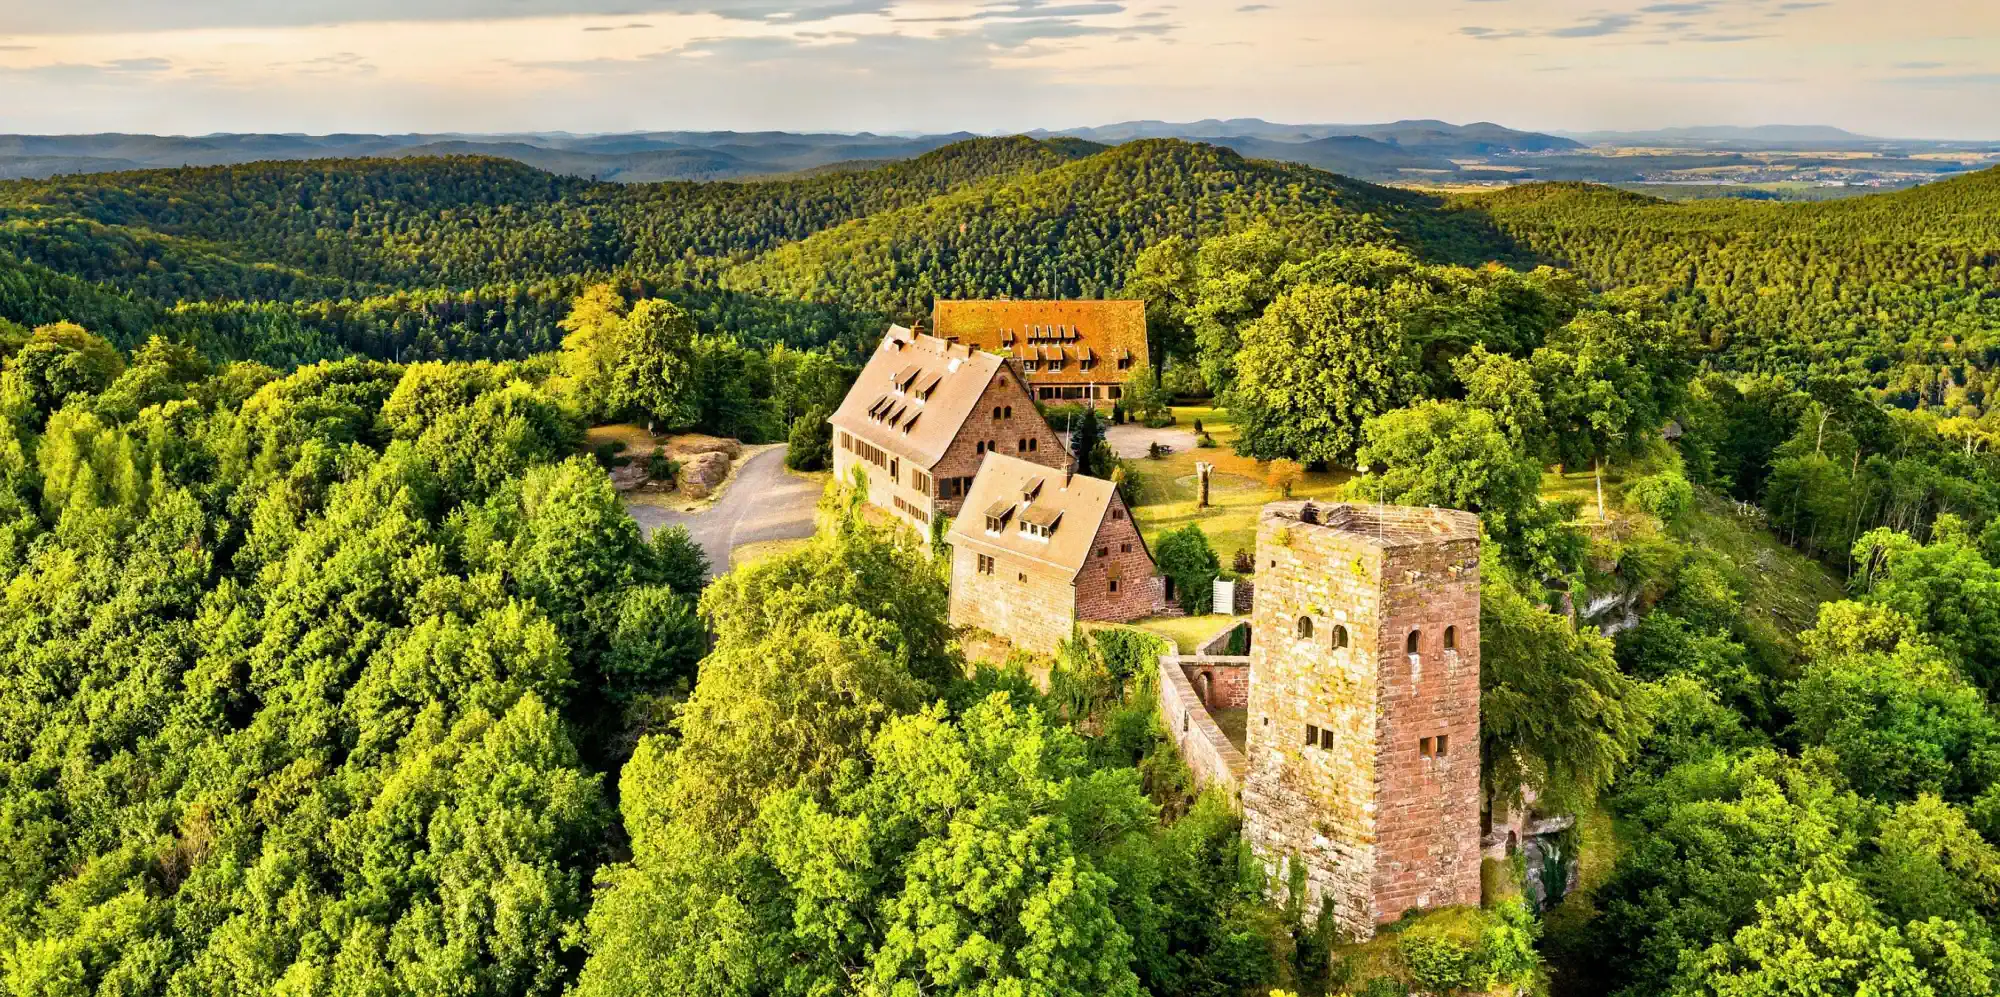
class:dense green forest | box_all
[1472,173,2000,396]
[5,141,2000,997]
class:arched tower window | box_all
[1443,626,1458,651]
[1331,625,1349,650]
[1406,630,1422,661]
[1296,616,1314,639]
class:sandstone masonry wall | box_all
[931,369,1067,518]
[1073,494,1161,622]
[1158,656,1248,791]
[948,542,1078,655]
[1182,660,1251,710]
[1373,540,1484,918]
[1240,503,1482,938]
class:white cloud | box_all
[0,0,1993,138]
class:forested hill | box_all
[721,140,1529,316]
[0,136,1105,300]
[0,136,1527,366]
[1467,167,2000,391]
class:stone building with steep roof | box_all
[829,325,1068,533]
[930,299,1148,410]
[946,453,1161,653]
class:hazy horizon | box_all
[1,1,1995,140]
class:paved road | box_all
[625,446,820,578]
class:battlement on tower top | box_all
[1260,501,1480,548]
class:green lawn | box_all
[1125,406,1350,562]
[1125,613,1243,654]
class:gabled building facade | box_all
[946,453,1161,653]
[829,325,1068,533]
[931,299,1148,410]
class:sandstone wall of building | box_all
[930,370,1067,518]
[1158,655,1248,792]
[948,543,1078,655]
[1241,517,1384,936]
[833,434,935,535]
[1073,494,1161,622]
[1240,503,1482,938]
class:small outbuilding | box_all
[946,453,1162,653]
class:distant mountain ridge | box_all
[1037,118,1584,156]
[0,120,1582,185]
[1556,124,2000,152]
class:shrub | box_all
[1400,931,1478,994]
[1232,548,1255,576]
[592,440,630,469]
[786,406,832,471]
[1157,524,1220,614]
[1197,433,1217,449]
[1626,470,1695,525]
[646,451,679,482]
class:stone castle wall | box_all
[1158,655,1248,791]
[1372,539,1484,918]
[1239,503,1482,937]
[1181,660,1251,710]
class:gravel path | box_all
[1104,423,1200,459]
[624,446,820,578]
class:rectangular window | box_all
[1436,734,1450,756]
[1109,386,1123,399]
[893,496,931,524]
[1120,542,1132,553]
[977,554,995,575]
[1097,547,1108,558]
[1420,737,1435,759]
[1039,387,1054,400]
[1018,572,1027,583]
[1111,508,1124,521]
[1305,724,1320,747]
[1109,579,1120,593]
[889,458,899,484]
[1319,728,1335,749]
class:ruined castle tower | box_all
[1240,501,1483,937]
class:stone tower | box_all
[1240,501,1483,937]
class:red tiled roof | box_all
[933,300,1148,386]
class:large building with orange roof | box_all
[931,299,1148,410]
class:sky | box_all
[0,0,1995,139]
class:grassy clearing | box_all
[1129,613,1242,654]
[1684,487,1844,652]
[1544,459,1842,654]
[729,537,814,570]
[1125,406,1351,560]
[582,423,671,454]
